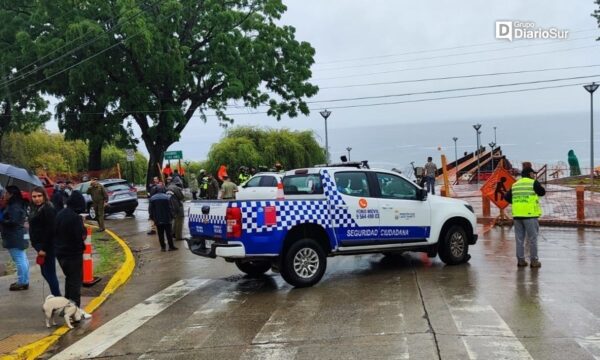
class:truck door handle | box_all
[336,204,348,209]
[381,205,393,210]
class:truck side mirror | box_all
[416,188,428,201]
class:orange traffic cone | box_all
[276,181,284,200]
[83,226,101,287]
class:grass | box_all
[92,232,125,277]
[4,259,15,276]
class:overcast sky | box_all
[46,0,600,163]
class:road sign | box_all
[164,150,183,160]
[480,166,516,209]
[125,149,135,162]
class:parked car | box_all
[21,175,56,203]
[75,179,138,219]
[236,172,283,200]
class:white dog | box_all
[42,295,91,329]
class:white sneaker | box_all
[82,311,92,319]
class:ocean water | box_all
[324,112,597,174]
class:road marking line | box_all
[447,295,533,360]
[51,278,210,360]
[137,282,243,359]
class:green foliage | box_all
[102,146,148,184]
[2,130,147,180]
[205,126,325,177]
[2,130,88,173]
[0,1,50,159]
[184,161,208,177]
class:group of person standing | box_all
[1,184,90,310]
[147,175,186,251]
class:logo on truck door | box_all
[358,198,368,208]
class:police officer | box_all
[504,165,546,268]
[199,169,208,199]
[87,177,108,232]
[238,166,250,185]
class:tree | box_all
[100,0,318,184]
[33,1,132,171]
[0,1,50,161]
[205,126,325,178]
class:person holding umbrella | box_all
[1,185,29,291]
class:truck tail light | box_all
[226,207,242,238]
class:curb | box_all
[477,217,600,228]
[0,228,135,360]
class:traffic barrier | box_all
[83,226,101,287]
[276,182,284,200]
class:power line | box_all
[315,44,599,81]
[314,35,596,72]
[197,80,596,116]
[315,28,598,66]
[308,74,600,104]
[319,64,600,90]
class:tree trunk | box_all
[88,138,103,171]
[145,141,168,187]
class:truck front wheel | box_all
[235,260,271,277]
[281,238,327,288]
[438,225,469,265]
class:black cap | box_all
[521,168,536,177]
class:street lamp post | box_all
[584,82,599,190]
[473,124,482,185]
[452,137,458,183]
[320,109,332,164]
[346,147,352,161]
[489,141,496,172]
[493,126,497,144]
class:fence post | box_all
[576,185,585,221]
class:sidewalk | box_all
[0,249,86,356]
[450,183,600,225]
[0,227,134,358]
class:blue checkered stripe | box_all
[232,200,329,234]
[189,212,226,225]
[321,170,358,228]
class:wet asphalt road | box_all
[44,200,600,359]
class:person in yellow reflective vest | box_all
[504,166,546,268]
[237,166,250,185]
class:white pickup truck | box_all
[187,164,478,287]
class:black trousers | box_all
[192,191,198,200]
[57,255,83,307]
[156,223,175,249]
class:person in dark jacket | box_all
[149,185,177,251]
[51,182,65,210]
[55,194,87,306]
[206,173,220,200]
[29,186,61,296]
[1,185,29,291]
[65,183,86,214]
[167,181,185,241]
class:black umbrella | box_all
[0,162,43,192]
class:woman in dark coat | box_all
[29,186,61,296]
[1,185,29,291]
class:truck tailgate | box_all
[188,201,228,238]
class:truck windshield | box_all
[283,174,323,195]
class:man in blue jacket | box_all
[149,185,177,252]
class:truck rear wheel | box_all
[438,225,469,265]
[235,260,271,277]
[281,238,327,288]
